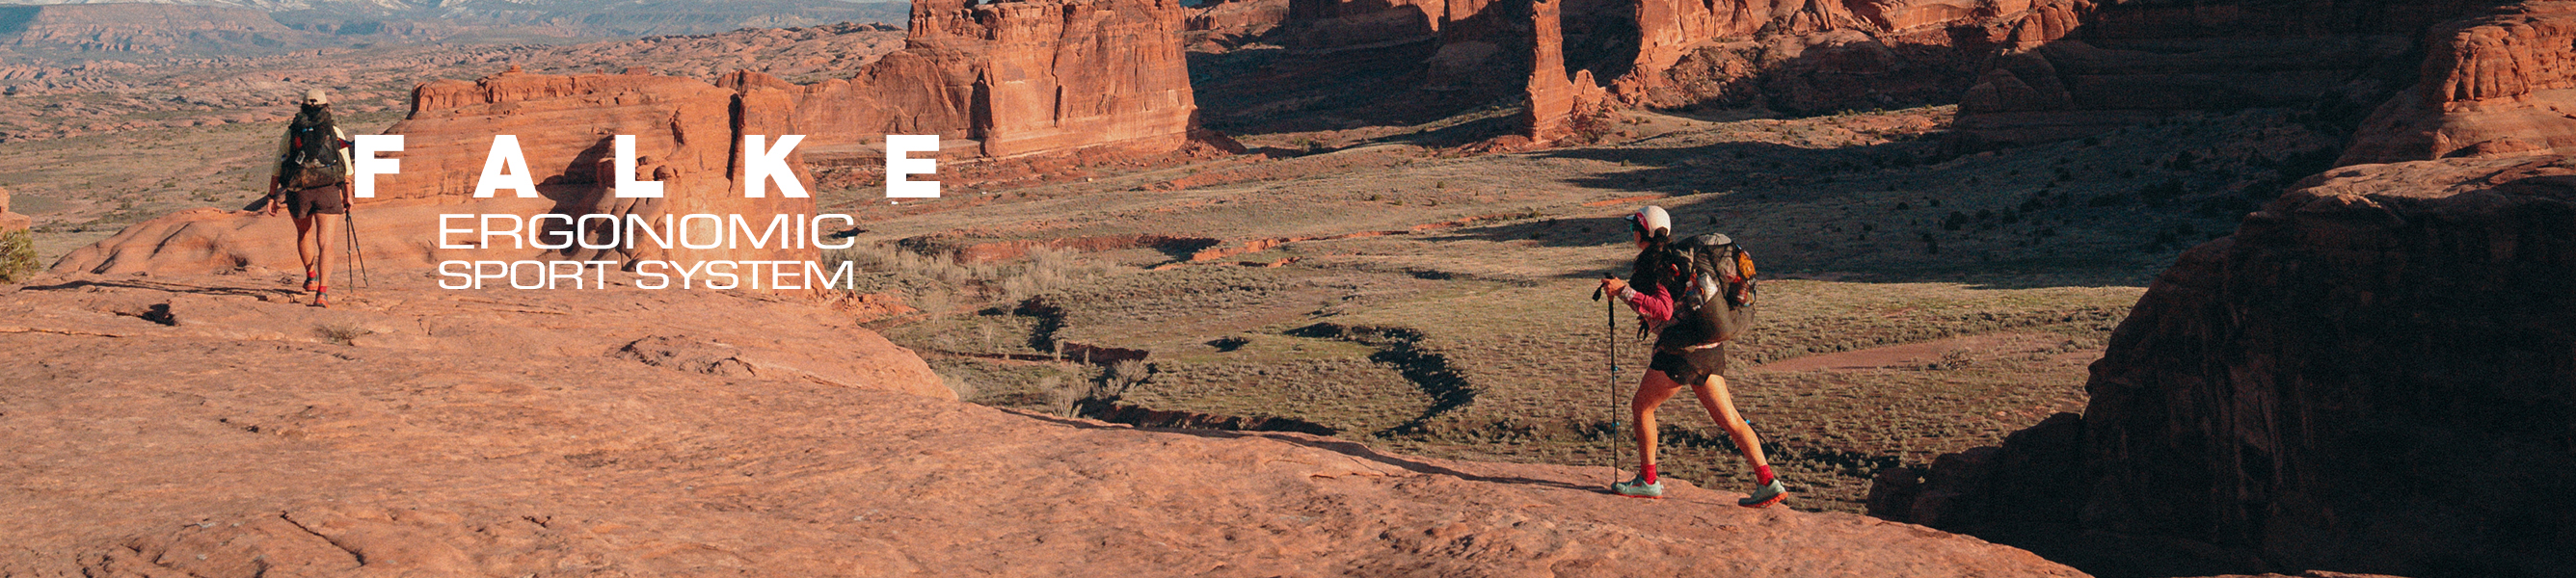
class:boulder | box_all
[1874,154,2576,578]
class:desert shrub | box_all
[1108,359,1151,390]
[312,322,371,345]
[831,242,971,284]
[2137,178,2188,206]
[825,243,1106,312]
[1,229,40,283]
[940,372,979,400]
[1042,361,1152,418]
[1041,376,1082,416]
[2166,150,2198,171]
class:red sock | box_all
[1754,465,1775,486]
[1641,463,1658,484]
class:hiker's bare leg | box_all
[1631,369,1685,469]
[1692,374,1770,471]
[310,215,335,290]
[293,215,318,278]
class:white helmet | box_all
[1627,205,1671,238]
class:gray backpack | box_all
[1670,233,1758,345]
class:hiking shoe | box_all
[310,287,330,308]
[1612,475,1664,499]
[1738,479,1787,508]
[303,273,320,293]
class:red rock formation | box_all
[1874,154,2576,577]
[57,0,1202,276]
[0,186,28,233]
[1950,0,2507,148]
[54,67,822,276]
[2342,1,2576,165]
[1270,0,2000,112]
[1623,0,1857,84]
[1599,0,2026,113]
[1282,0,1455,50]
[1522,0,1579,141]
[748,0,1200,158]
[1185,0,1293,49]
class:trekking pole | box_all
[341,185,369,289]
[1593,274,1620,489]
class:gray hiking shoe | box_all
[1738,479,1787,508]
[1612,475,1664,498]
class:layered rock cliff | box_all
[1873,154,2576,577]
[1255,0,2047,138]
[1230,0,2564,155]
[750,0,1199,158]
[1185,0,1292,48]
[2342,1,2576,164]
[1948,0,2543,150]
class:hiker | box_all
[1596,205,1785,507]
[263,89,353,307]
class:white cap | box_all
[1627,205,1671,238]
[303,89,329,105]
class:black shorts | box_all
[287,183,347,219]
[1649,343,1728,385]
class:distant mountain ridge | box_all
[0,0,897,13]
[0,0,907,52]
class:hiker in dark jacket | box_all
[263,89,353,307]
[1596,205,1786,507]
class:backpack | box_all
[282,120,343,190]
[1667,233,1758,346]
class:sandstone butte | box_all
[1871,154,2576,577]
[50,0,1199,277]
[2341,1,2576,164]
[0,271,2085,577]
